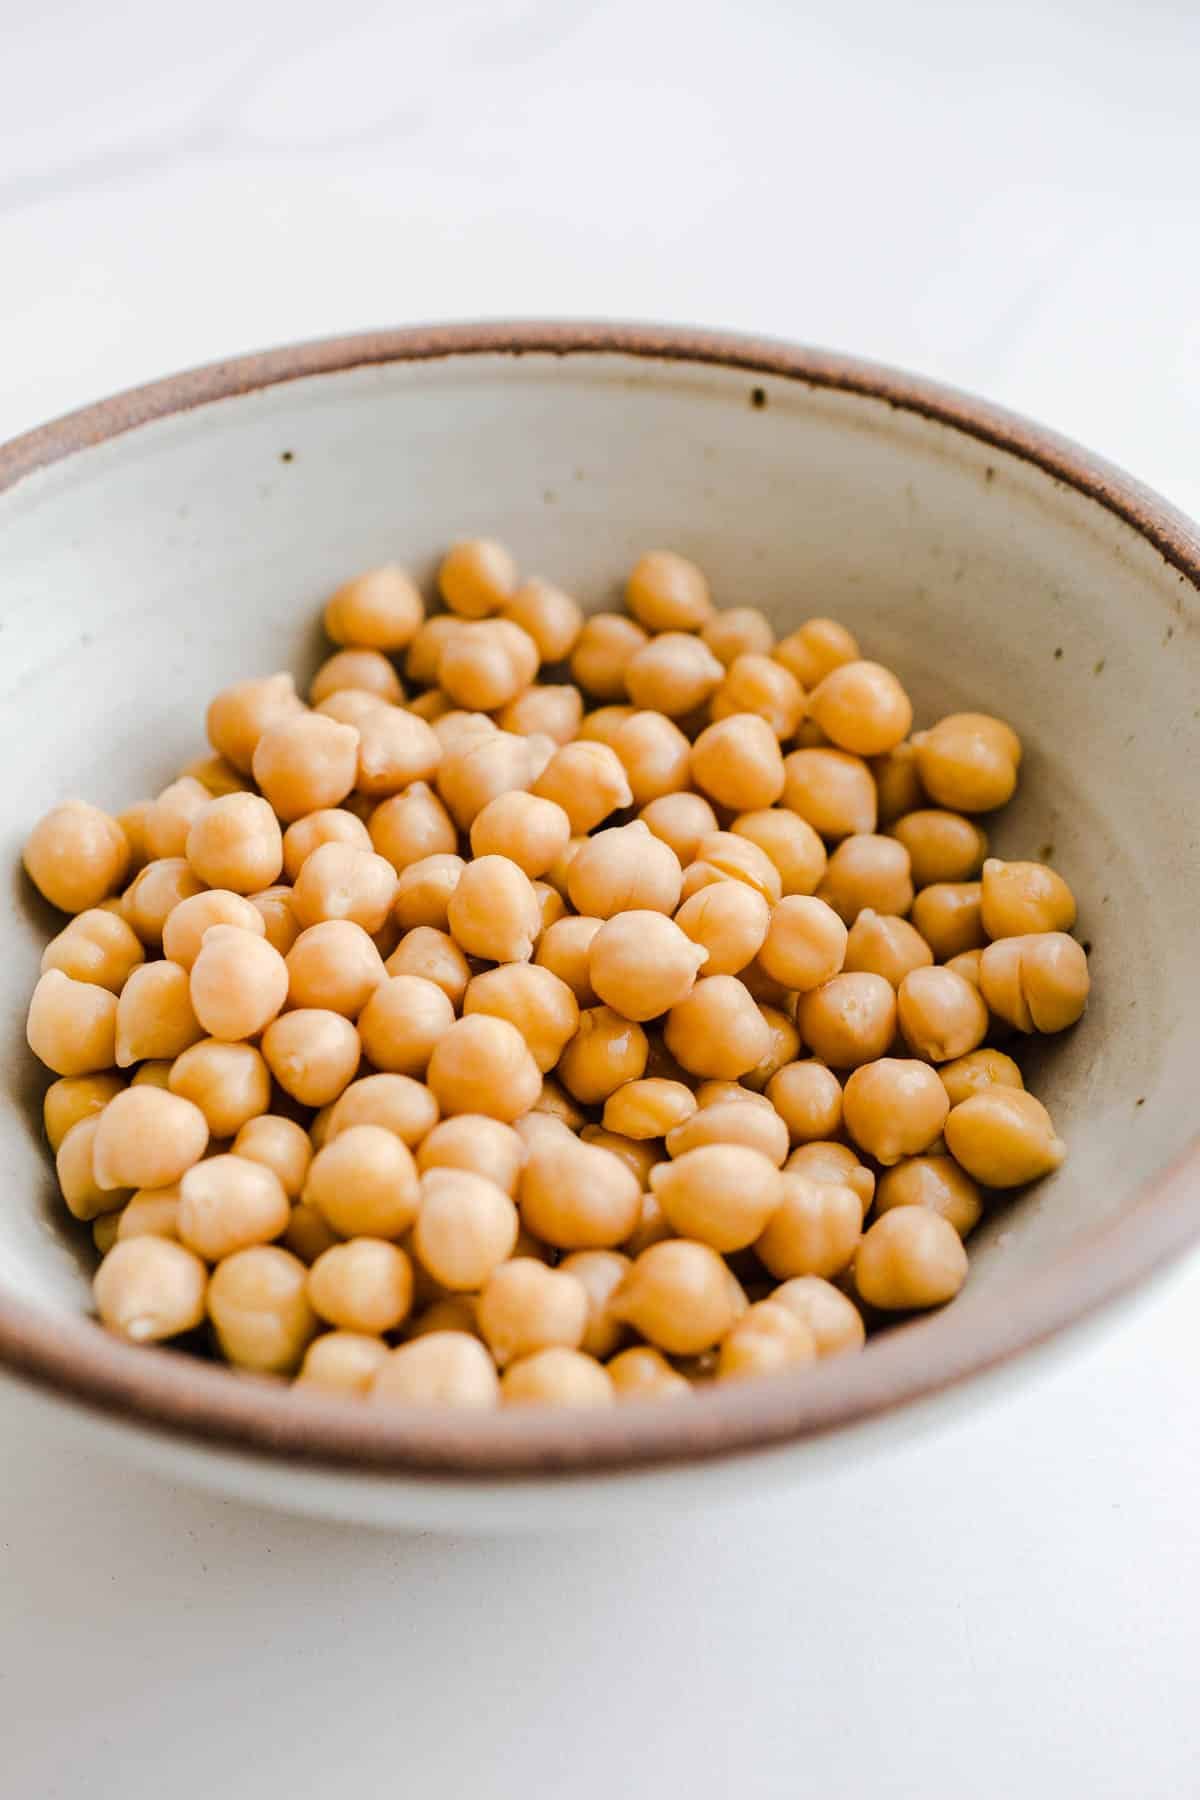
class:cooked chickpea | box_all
[612,1239,746,1355]
[143,777,213,861]
[283,1201,340,1265]
[406,1295,482,1338]
[625,632,724,717]
[404,614,465,687]
[786,1140,876,1215]
[808,660,912,757]
[871,741,925,824]
[94,1237,208,1342]
[298,1331,391,1394]
[289,842,397,936]
[555,1005,647,1104]
[24,799,130,914]
[116,800,153,872]
[609,710,692,806]
[578,705,638,747]
[944,1087,1065,1186]
[718,1300,817,1381]
[497,577,583,661]
[372,1331,500,1407]
[624,549,712,632]
[711,655,805,741]
[307,1238,413,1334]
[623,1190,674,1257]
[285,920,385,1019]
[603,1078,696,1141]
[767,1061,843,1145]
[43,1072,125,1152]
[189,926,289,1042]
[445,854,542,964]
[912,712,1021,812]
[782,747,877,839]
[315,688,388,728]
[181,751,251,798]
[206,671,304,775]
[689,713,785,812]
[532,881,566,933]
[117,1189,182,1242]
[261,1008,361,1106]
[354,974,454,1077]
[757,895,847,993]
[437,618,538,710]
[123,858,205,948]
[519,1133,642,1249]
[663,976,771,1080]
[352,706,441,797]
[875,1154,983,1238]
[583,912,706,1024]
[701,605,775,666]
[855,1208,968,1310]
[796,972,897,1070]
[842,1057,949,1165]
[392,853,466,930]
[462,963,579,1073]
[183,792,282,894]
[498,683,583,745]
[501,1347,615,1408]
[889,810,988,887]
[578,1126,663,1187]
[566,824,683,922]
[910,881,985,960]
[438,537,518,617]
[323,1073,437,1151]
[570,611,649,699]
[897,965,989,1062]
[384,926,470,1007]
[248,885,301,956]
[302,1123,420,1240]
[161,889,265,971]
[674,880,770,978]
[57,1116,130,1220]
[323,563,423,651]
[251,713,359,822]
[731,815,825,904]
[543,836,586,901]
[533,742,635,840]
[534,914,602,1005]
[426,1015,542,1121]
[233,1113,313,1197]
[130,1061,173,1089]
[817,833,914,925]
[639,792,719,865]
[743,1004,801,1091]
[207,1244,317,1373]
[310,647,403,708]
[606,1345,690,1400]
[177,1153,290,1261]
[843,909,933,988]
[368,782,456,874]
[410,1168,517,1291]
[478,1258,589,1366]
[469,791,570,880]
[980,858,1078,938]
[41,908,144,993]
[755,1174,860,1280]
[114,961,198,1067]
[979,932,1090,1033]
[651,1144,783,1251]
[774,617,859,689]
[771,1276,865,1356]
[939,1047,1024,1109]
[947,948,983,987]
[168,1039,270,1137]
[416,1115,523,1195]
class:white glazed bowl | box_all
[2,323,1198,1529]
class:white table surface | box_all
[3,4,1199,1794]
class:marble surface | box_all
[3,3,1199,1795]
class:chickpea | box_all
[730,816,824,905]
[687,831,783,905]
[436,618,536,710]
[910,881,985,960]
[875,1154,983,1238]
[944,1087,1065,1187]
[43,1072,125,1152]
[123,858,205,948]
[298,1331,392,1395]
[718,1300,818,1381]
[316,688,388,728]
[786,1140,876,1215]
[94,1237,208,1342]
[532,881,566,933]
[168,1039,271,1137]
[663,976,771,1081]
[306,1238,413,1335]
[321,1075,434,1153]
[566,824,683,923]
[207,1244,318,1373]
[654,1143,784,1252]
[181,752,251,798]
[261,1008,361,1106]
[408,1168,516,1291]
[774,617,859,689]
[160,890,264,972]
[700,605,774,666]
[543,836,586,901]
[143,777,212,861]
[373,1331,500,1407]
[406,1295,482,1338]
[688,713,785,812]
[755,1174,860,1280]
[469,791,570,879]
[947,948,984,988]
[116,800,154,873]
[843,909,933,988]
[532,740,633,834]
[570,611,649,699]
[438,537,518,617]
[417,1115,523,1194]
[979,932,1090,1033]
[639,792,719,865]
[496,577,583,662]
[897,965,989,1062]
[607,1345,691,1400]
[248,885,301,956]
[206,671,303,775]
[501,1347,615,1408]
[392,853,466,931]
[623,1190,674,1257]
[182,793,281,895]
[406,614,466,687]
[912,712,1021,813]
[710,655,805,741]
[189,926,289,1042]
[558,1006,649,1104]
[980,858,1078,938]
[117,1189,182,1242]
[603,1078,696,1141]
[368,782,456,874]
[288,843,397,937]
[579,1126,662,1187]
[782,747,878,840]
[385,926,470,1007]
[808,660,912,757]
[771,1276,865,1357]
[871,742,926,825]
[609,711,692,806]
[283,1202,340,1266]
[939,1047,1024,1109]
[623,549,711,632]
[354,974,454,1078]
[458,966,575,1075]
[889,810,988,888]
[578,705,638,747]
[323,563,424,651]
[177,1154,290,1261]
[24,799,130,913]
[625,632,724,716]
[796,972,897,1070]
[534,915,602,1006]
[130,1061,173,1089]
[674,880,769,977]
[426,1015,542,1121]
[519,1133,642,1249]
[354,707,442,797]
[233,1113,313,1198]
[855,1208,968,1310]
[514,1112,576,1157]
[310,647,404,708]
[299,1123,420,1241]
[478,1258,589,1366]
[57,1116,130,1220]
[498,683,584,745]
[756,896,846,993]
[41,908,144,993]
[767,1061,843,1145]
[115,961,203,1067]
[817,834,914,926]
[582,912,706,1024]
[743,1003,801,1092]
[612,1240,746,1355]
[252,713,360,822]
[285,919,385,1019]
[442,854,541,965]
[841,1057,949,1166]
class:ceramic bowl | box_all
[1,323,1197,1529]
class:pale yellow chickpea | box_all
[324,563,424,651]
[817,833,914,926]
[939,1046,1025,1109]
[463,963,579,1073]
[731,809,827,897]
[189,926,289,1042]
[607,710,691,807]
[302,1123,420,1239]
[911,712,1022,813]
[307,1238,413,1334]
[167,1039,271,1137]
[437,618,538,710]
[710,655,805,740]
[469,791,571,879]
[586,911,708,1023]
[130,1061,173,1089]
[612,1239,746,1355]
[416,1114,524,1195]
[354,974,454,1078]
[785,1141,876,1216]
[855,1207,968,1310]
[701,606,775,666]
[143,777,212,861]
[980,858,1078,938]
[534,914,602,1006]
[405,1294,482,1338]
[405,614,466,687]
[232,1113,313,1198]
[910,881,985,960]
[181,752,252,797]
[944,1087,1064,1186]
[602,1077,697,1141]
[94,1237,208,1342]
[323,1073,437,1150]
[652,1142,784,1250]
[566,823,683,920]
[315,688,388,728]
[438,537,518,617]
[557,1006,649,1105]
[24,800,131,914]
[718,1300,818,1382]
[639,791,719,865]
[161,890,266,971]
[872,741,926,824]
[690,713,786,812]
[664,976,772,1080]
[843,909,933,988]
[531,739,634,834]
[578,704,638,746]
[298,1331,392,1394]
[501,1347,615,1408]
[808,660,912,757]
[755,1173,860,1280]
[373,1331,500,1407]
[206,671,304,775]
[782,748,877,839]
[875,1154,983,1237]
[261,1008,362,1106]
[57,1116,131,1220]
[426,1015,542,1121]
[622,1190,674,1257]
[289,842,398,937]
[410,1167,518,1291]
[499,577,584,661]
[979,932,1090,1033]
[310,647,404,707]
[252,713,360,822]
[123,858,205,948]
[625,549,713,632]
[285,920,385,1018]
[349,709,439,800]
[570,611,649,699]
[842,1057,949,1165]
[758,895,847,992]
[117,1189,182,1242]
[625,632,724,717]
[282,807,373,883]
[897,964,989,1062]
[116,799,154,873]
[478,1257,589,1366]
[498,682,584,745]
[674,879,770,978]
[115,961,203,1067]
[207,1244,318,1373]
[177,1153,290,1261]
[43,1072,125,1152]
[889,810,988,887]
[392,853,466,931]
[608,1345,691,1400]
[773,618,859,689]
[796,972,897,1070]
[384,926,470,1008]
[519,1133,642,1249]
[443,855,541,965]
[771,1276,865,1356]
[367,782,456,875]
[248,885,301,956]
[41,907,144,993]
[579,1125,663,1187]
[183,793,282,895]
[767,1061,843,1145]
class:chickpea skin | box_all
[520,1134,643,1249]
[478,1258,589,1366]
[206,671,303,775]
[755,1175,861,1280]
[702,606,775,665]
[842,1058,949,1165]
[664,976,772,1080]
[324,563,424,651]
[385,926,470,1010]
[612,1240,747,1356]
[324,1072,437,1149]
[897,965,989,1062]
[426,1015,542,1121]
[786,1141,876,1216]
[447,854,543,963]
[944,1087,1065,1187]
[796,972,897,1070]
[782,748,878,839]
[190,926,289,1041]
[499,683,584,745]
[855,1208,968,1310]
[112,960,200,1067]
[94,1238,208,1342]
[372,1332,500,1408]
[24,799,130,914]
[207,1245,318,1374]
[980,858,1078,938]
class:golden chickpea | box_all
[557,1006,649,1104]
[774,617,859,689]
[608,1345,692,1400]
[710,655,805,741]
[578,704,638,747]
[406,1294,482,1338]
[609,711,692,806]
[116,800,154,873]
[731,815,825,904]
[188,926,289,1043]
[94,1237,208,1342]
[498,683,583,745]
[367,782,456,875]
[206,671,304,775]
[875,1154,983,1238]
[567,825,683,922]
[416,1115,523,1194]
[43,1072,125,1152]
[143,777,212,861]
[912,712,1021,813]
[233,1113,313,1198]
[663,976,771,1080]
[603,1077,696,1141]
[178,1153,290,1261]
[534,914,602,1006]
[322,1074,436,1152]
[889,810,988,887]
[980,858,1078,938]
[498,576,583,661]
[625,632,724,717]
[501,1347,615,1408]
[755,1174,861,1280]
[513,1111,577,1158]
[871,741,926,824]
[114,960,203,1067]
[392,853,466,931]
[910,881,985,960]
[817,833,914,926]
[583,911,706,1024]
[354,974,454,1077]
[782,747,877,840]
[701,606,775,666]
[288,843,397,937]
[41,908,144,993]
[612,1239,746,1355]
[652,1142,784,1251]
[939,1047,1024,1109]
[310,647,404,708]
[767,1061,843,1145]
[298,1331,391,1394]
[532,740,633,834]
[674,880,770,978]
[841,1057,949,1165]
[796,972,897,1070]
[478,1258,589,1366]
[302,1123,420,1239]
[718,1300,818,1381]
[771,1276,865,1356]
[405,614,465,687]
[980,932,1090,1033]
[947,948,983,988]
[426,1015,542,1121]
[283,1201,340,1266]
[756,895,845,993]
[180,752,251,798]
[843,909,933,988]
[160,890,264,972]
[624,549,712,632]
[519,1133,642,1250]
[897,965,989,1062]
[261,1008,361,1106]
[808,660,912,757]
[622,1190,674,1257]
[689,833,785,908]
[944,1087,1065,1187]
[315,688,388,728]
[307,1238,413,1334]
[689,714,784,812]
[168,1039,271,1137]
[409,1167,517,1291]
[743,1003,801,1092]
[459,965,575,1075]
[123,858,205,948]
[248,885,301,956]
[579,1126,663,1187]
[324,563,423,651]
[373,1331,500,1407]
[443,856,541,967]
[438,537,518,617]
[384,926,470,1008]
[24,799,131,914]
[639,792,719,865]
[855,1208,968,1310]
[251,713,360,822]
[284,919,385,1019]
[437,618,538,710]
[182,794,282,895]
[57,1116,130,1221]
[354,707,441,797]
[117,1189,182,1242]
[570,611,649,699]
[469,791,571,879]
[786,1140,876,1215]
[207,1244,318,1373]
[130,1061,173,1089]
[532,881,566,934]
[542,836,585,901]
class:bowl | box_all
[1,322,1197,1529]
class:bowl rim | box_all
[2,318,1198,1481]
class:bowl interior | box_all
[1,340,1197,1408]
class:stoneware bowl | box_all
[2,323,1197,1530]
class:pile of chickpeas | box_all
[23,541,1089,1410]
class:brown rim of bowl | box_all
[1,320,1198,1482]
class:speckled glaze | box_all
[1,323,1197,1528]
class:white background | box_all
[2,2,1199,1794]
